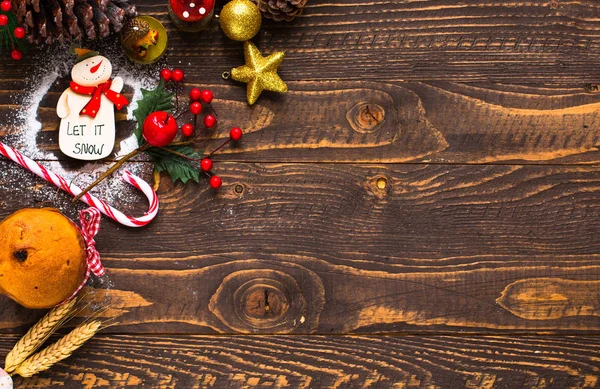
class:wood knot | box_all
[585,84,600,93]
[209,264,325,333]
[497,278,600,320]
[238,282,290,327]
[366,175,390,199]
[234,184,245,195]
[346,103,385,133]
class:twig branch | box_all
[72,143,151,202]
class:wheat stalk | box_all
[14,320,102,378]
[4,298,78,373]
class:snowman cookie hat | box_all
[71,45,100,63]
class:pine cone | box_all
[256,0,308,22]
[11,0,137,45]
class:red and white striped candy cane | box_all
[0,142,158,227]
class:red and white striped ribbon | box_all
[0,142,159,227]
[66,207,106,301]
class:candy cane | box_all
[0,142,158,227]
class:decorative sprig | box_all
[74,69,244,200]
[0,3,27,60]
[14,321,102,377]
[4,299,78,373]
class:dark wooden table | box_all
[1,0,600,388]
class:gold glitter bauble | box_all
[231,41,287,105]
[219,0,262,41]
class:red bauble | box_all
[160,69,172,82]
[230,127,243,141]
[0,14,8,26]
[190,102,202,115]
[172,69,184,82]
[189,87,202,101]
[182,123,194,137]
[200,158,213,172]
[209,175,222,189]
[11,50,22,60]
[0,1,11,12]
[143,111,178,147]
[14,27,25,39]
[200,89,213,104]
[203,114,217,128]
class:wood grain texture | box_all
[1,2,600,164]
[1,161,599,334]
[3,0,600,85]
[1,335,599,389]
[3,79,600,164]
[0,0,599,385]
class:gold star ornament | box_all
[230,41,288,105]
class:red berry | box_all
[14,27,25,39]
[230,127,243,141]
[203,114,217,128]
[172,69,184,82]
[210,175,222,189]
[11,50,22,61]
[189,87,202,101]
[200,158,213,172]
[160,69,172,82]
[200,90,213,104]
[1,1,11,12]
[190,102,202,115]
[0,14,8,26]
[182,123,194,137]
[142,111,178,147]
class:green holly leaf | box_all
[131,80,204,185]
[148,146,204,184]
[132,80,175,144]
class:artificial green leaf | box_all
[132,80,175,144]
[130,80,205,185]
[148,146,204,184]
[0,11,26,53]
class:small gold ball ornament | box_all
[219,0,262,41]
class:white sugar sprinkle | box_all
[1,44,164,208]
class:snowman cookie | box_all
[57,49,129,161]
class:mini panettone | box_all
[0,208,87,309]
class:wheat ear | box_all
[14,320,102,378]
[4,298,78,373]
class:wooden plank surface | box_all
[0,0,599,387]
[1,161,600,334]
[1,335,599,389]
[4,77,600,164]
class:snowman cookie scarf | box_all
[57,48,129,161]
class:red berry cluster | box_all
[143,68,244,190]
[160,68,184,83]
[0,1,25,60]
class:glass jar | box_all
[168,0,215,32]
